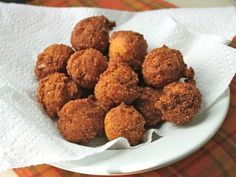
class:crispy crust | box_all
[109,31,147,71]
[105,103,145,146]
[71,15,115,53]
[229,36,236,48]
[34,44,74,80]
[58,98,105,144]
[37,73,78,118]
[67,48,108,89]
[134,87,162,126]
[142,45,193,88]
[94,65,139,112]
[155,82,202,124]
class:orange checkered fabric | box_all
[27,0,176,10]
[13,0,236,177]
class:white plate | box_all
[50,89,230,175]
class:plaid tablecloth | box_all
[11,0,236,176]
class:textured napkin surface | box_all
[0,2,236,171]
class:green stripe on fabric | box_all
[139,0,169,9]
[168,164,192,177]
[215,130,236,164]
[155,166,181,177]
[122,0,148,11]
[81,0,97,7]
[196,147,230,177]
[64,0,80,7]
[219,128,236,146]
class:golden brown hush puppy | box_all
[94,65,139,112]
[134,87,162,127]
[142,45,194,88]
[109,31,148,71]
[37,73,78,118]
[105,103,145,146]
[67,48,108,89]
[155,82,202,125]
[71,15,115,53]
[34,44,74,80]
[229,36,236,48]
[58,98,105,144]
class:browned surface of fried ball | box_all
[37,73,78,118]
[35,44,74,80]
[155,82,202,125]
[134,87,162,127]
[58,98,105,144]
[142,45,194,88]
[94,65,139,112]
[229,36,236,48]
[67,48,108,89]
[105,103,145,146]
[109,31,148,70]
[71,15,115,53]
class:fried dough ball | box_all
[155,82,202,125]
[109,31,148,70]
[94,65,139,112]
[71,15,115,53]
[105,103,145,146]
[142,45,194,88]
[229,36,236,48]
[35,44,74,80]
[67,48,107,89]
[134,87,162,127]
[58,98,105,144]
[37,73,78,118]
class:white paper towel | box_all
[0,2,236,171]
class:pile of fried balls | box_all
[35,16,202,146]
